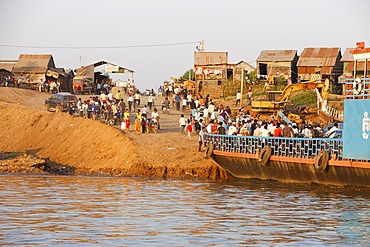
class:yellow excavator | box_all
[252,79,330,113]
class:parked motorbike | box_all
[108,112,121,126]
[68,103,80,117]
[162,105,170,114]
[146,118,158,133]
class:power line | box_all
[0,41,202,49]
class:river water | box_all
[1,176,369,246]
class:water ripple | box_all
[0,176,369,246]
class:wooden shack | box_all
[297,48,343,83]
[0,60,16,85]
[12,54,68,90]
[194,51,228,98]
[256,50,298,83]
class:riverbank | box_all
[0,88,230,180]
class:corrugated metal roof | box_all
[0,60,17,72]
[13,54,55,74]
[90,60,135,73]
[256,50,297,62]
[194,52,228,66]
[76,65,95,77]
[341,48,355,62]
[297,48,341,67]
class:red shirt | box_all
[274,128,282,137]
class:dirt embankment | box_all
[0,88,230,180]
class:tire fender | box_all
[258,146,272,166]
[204,143,214,159]
[315,150,329,172]
[353,78,363,95]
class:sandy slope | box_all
[0,88,229,179]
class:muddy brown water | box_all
[1,175,370,246]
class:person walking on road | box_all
[236,90,241,107]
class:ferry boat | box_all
[204,42,370,187]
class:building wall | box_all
[298,52,343,83]
[257,61,295,80]
[0,70,12,83]
[195,64,228,98]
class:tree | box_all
[181,69,195,81]
[248,70,257,83]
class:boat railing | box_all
[205,133,343,160]
[345,78,370,99]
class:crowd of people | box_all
[175,95,340,152]
[61,83,340,154]
[66,89,161,134]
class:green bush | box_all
[291,91,317,106]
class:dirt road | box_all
[0,87,230,179]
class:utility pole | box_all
[201,40,205,96]
[240,67,244,106]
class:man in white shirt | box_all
[236,91,241,107]
[206,120,213,134]
[325,123,339,137]
[182,97,187,113]
[228,122,237,135]
[107,91,114,102]
[148,94,155,110]
[100,92,106,103]
[260,123,270,137]
[134,92,141,110]
[208,102,215,114]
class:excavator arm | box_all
[277,79,329,102]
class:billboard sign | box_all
[105,65,119,73]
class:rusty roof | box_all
[256,50,297,62]
[13,54,56,74]
[341,48,355,62]
[297,48,341,67]
[194,52,228,66]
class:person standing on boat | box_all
[325,122,339,137]
[206,120,213,134]
[292,123,299,137]
[259,122,270,137]
[251,119,259,135]
[217,122,226,135]
[239,123,249,136]
[268,121,276,136]
[227,122,237,135]
[273,122,283,137]
[302,124,311,138]
[282,123,294,137]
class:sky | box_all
[1,0,370,91]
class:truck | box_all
[73,76,94,95]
